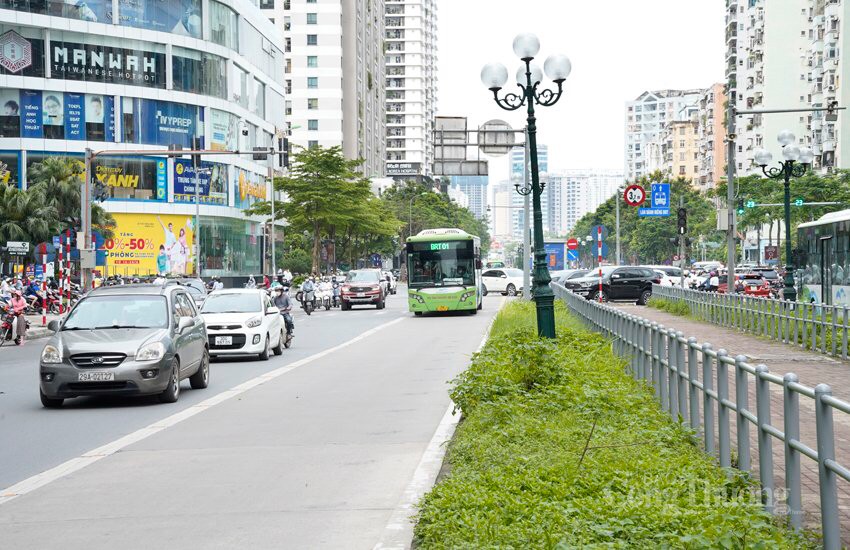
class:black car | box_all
[562,266,660,304]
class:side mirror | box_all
[611,274,620,279]
[500,274,507,278]
[177,316,193,334]
[48,320,60,332]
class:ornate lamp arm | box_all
[790,162,808,178]
[491,85,527,112]
[761,164,785,179]
[534,80,564,107]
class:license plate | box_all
[357,293,365,298]
[437,306,449,312]
[749,286,757,291]
[215,336,232,346]
[78,371,114,382]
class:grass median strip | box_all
[414,301,812,548]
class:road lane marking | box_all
[373,299,503,550]
[0,317,406,506]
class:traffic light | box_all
[736,199,745,215]
[677,207,687,235]
[746,200,756,208]
[192,137,202,167]
[794,198,804,207]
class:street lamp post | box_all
[481,33,571,339]
[754,130,814,302]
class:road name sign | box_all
[6,241,29,254]
[639,207,671,217]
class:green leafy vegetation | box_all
[414,301,812,549]
[647,296,692,317]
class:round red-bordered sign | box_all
[623,184,646,207]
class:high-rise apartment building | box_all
[624,89,703,181]
[697,83,727,190]
[450,176,488,219]
[385,0,438,181]
[509,145,555,237]
[661,120,700,181]
[490,180,513,240]
[555,170,624,235]
[262,0,386,176]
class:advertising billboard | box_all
[210,109,237,151]
[6,89,114,141]
[233,168,267,209]
[49,39,166,87]
[173,159,228,205]
[105,213,195,276]
[123,97,198,148]
[544,242,566,271]
[118,0,202,39]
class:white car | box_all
[201,289,284,360]
[481,268,525,296]
[381,270,397,295]
[642,265,685,286]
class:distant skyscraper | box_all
[553,169,624,235]
[508,145,551,238]
[262,0,386,176]
[385,0,438,181]
[450,176,488,219]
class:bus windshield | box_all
[408,240,475,288]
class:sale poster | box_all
[105,213,195,276]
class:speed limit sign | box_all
[623,184,646,206]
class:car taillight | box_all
[652,278,661,284]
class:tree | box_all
[244,146,401,273]
[27,156,115,238]
[0,184,54,266]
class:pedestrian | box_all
[10,289,27,345]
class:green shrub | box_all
[648,296,691,317]
[414,301,812,549]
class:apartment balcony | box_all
[813,39,824,54]
[824,55,839,71]
[825,0,841,19]
[823,138,836,152]
[812,117,823,131]
[726,27,737,44]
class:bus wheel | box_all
[469,308,478,315]
[482,286,488,296]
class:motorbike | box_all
[0,303,29,347]
[331,282,340,308]
[317,284,332,311]
[301,289,315,315]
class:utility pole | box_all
[726,95,737,292]
[81,148,93,289]
[193,138,201,278]
[615,186,621,265]
[679,196,686,289]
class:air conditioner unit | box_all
[828,85,836,92]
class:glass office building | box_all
[0,0,286,281]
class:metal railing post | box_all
[642,320,651,382]
[735,354,751,472]
[687,337,699,431]
[717,349,731,468]
[702,343,715,456]
[754,364,774,513]
[666,328,676,419]
[654,323,663,402]
[782,373,802,531]
[677,331,688,423]
[815,384,840,550]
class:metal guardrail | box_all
[652,284,850,360]
[553,284,850,549]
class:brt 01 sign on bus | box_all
[406,228,483,315]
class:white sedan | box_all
[201,289,284,360]
[481,268,525,296]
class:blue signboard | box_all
[118,0,202,39]
[566,249,579,262]
[156,160,168,201]
[650,183,671,210]
[174,159,228,205]
[590,224,609,240]
[64,92,84,140]
[20,90,41,138]
[639,207,671,217]
[544,243,566,271]
[140,99,197,148]
[370,253,382,268]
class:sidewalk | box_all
[613,303,850,538]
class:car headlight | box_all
[412,294,425,304]
[41,344,62,364]
[579,281,593,288]
[246,316,262,328]
[460,291,474,301]
[136,341,166,362]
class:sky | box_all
[437,0,726,184]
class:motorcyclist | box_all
[331,276,340,307]
[246,275,257,289]
[273,284,294,337]
[10,289,27,345]
[212,276,224,291]
[24,277,41,308]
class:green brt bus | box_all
[406,228,483,315]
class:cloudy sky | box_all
[437,0,726,183]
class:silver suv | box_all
[39,283,209,408]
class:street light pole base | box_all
[533,288,557,339]
[783,272,797,303]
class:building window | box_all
[209,0,239,51]
[260,0,274,7]
[307,77,318,89]
[307,34,317,45]
[679,140,685,148]
[308,119,318,131]
[307,13,317,24]
[308,98,318,109]
[679,166,686,175]
[307,56,318,68]
[308,140,319,148]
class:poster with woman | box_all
[42,93,64,139]
[0,89,20,138]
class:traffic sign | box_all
[639,208,671,217]
[650,183,670,210]
[6,241,29,254]
[566,249,579,262]
[673,254,680,261]
[599,242,609,258]
[590,225,608,240]
[567,238,578,250]
[623,184,646,207]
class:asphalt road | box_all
[0,288,503,549]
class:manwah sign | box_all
[105,213,194,276]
